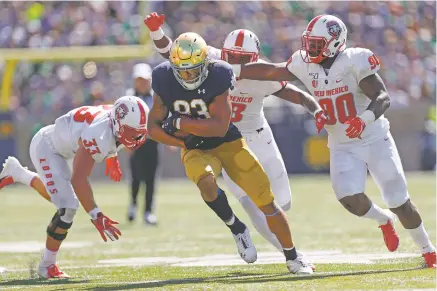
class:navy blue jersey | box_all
[152,60,241,150]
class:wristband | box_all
[155,40,172,54]
[88,207,101,220]
[360,110,376,124]
[149,27,164,40]
[231,64,241,78]
[175,118,181,130]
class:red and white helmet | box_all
[110,96,149,149]
[301,15,347,64]
[221,29,260,64]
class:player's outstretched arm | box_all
[274,83,328,133]
[179,90,232,137]
[233,62,298,82]
[148,93,186,148]
[144,12,171,59]
[359,73,390,119]
[274,84,322,115]
[71,140,98,213]
[72,141,121,242]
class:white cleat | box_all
[233,227,257,263]
[0,156,24,181]
[144,212,157,225]
[286,257,314,275]
[297,250,315,271]
[38,263,70,279]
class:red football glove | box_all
[105,156,122,182]
[315,110,328,133]
[345,117,366,139]
[144,12,165,32]
[91,212,122,242]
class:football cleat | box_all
[0,176,14,190]
[379,218,400,252]
[144,212,157,225]
[423,251,436,268]
[1,156,25,184]
[297,250,315,271]
[38,263,70,279]
[286,257,314,275]
[233,227,257,263]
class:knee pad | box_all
[47,208,76,241]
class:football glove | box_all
[161,112,180,135]
[91,212,121,242]
[345,117,366,139]
[105,156,122,182]
[184,135,205,150]
[144,12,165,32]
[314,110,328,133]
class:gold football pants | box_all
[181,138,274,207]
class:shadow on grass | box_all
[0,277,89,286]
[86,266,424,290]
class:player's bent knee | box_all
[258,201,280,216]
[339,193,369,216]
[389,199,414,216]
[197,174,219,202]
[46,208,76,241]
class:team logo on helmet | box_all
[326,21,342,40]
[115,103,129,120]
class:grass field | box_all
[0,173,435,290]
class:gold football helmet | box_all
[169,32,209,90]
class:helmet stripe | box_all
[234,30,245,47]
[137,100,146,126]
[307,15,325,32]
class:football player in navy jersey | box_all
[147,32,312,274]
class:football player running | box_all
[147,29,312,274]
[144,12,325,268]
[231,14,436,268]
[0,96,149,278]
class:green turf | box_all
[0,173,435,290]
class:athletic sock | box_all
[362,203,392,225]
[205,188,245,235]
[406,222,435,254]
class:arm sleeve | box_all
[353,48,381,83]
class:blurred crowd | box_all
[0,1,435,125]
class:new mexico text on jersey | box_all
[286,47,389,148]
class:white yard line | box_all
[4,250,419,273]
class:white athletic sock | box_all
[362,203,392,225]
[225,215,235,226]
[406,222,435,254]
[239,196,283,252]
[41,248,58,266]
[16,168,38,186]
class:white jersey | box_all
[49,105,118,162]
[286,47,389,148]
[208,46,286,133]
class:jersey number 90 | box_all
[173,99,211,118]
[319,93,357,125]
